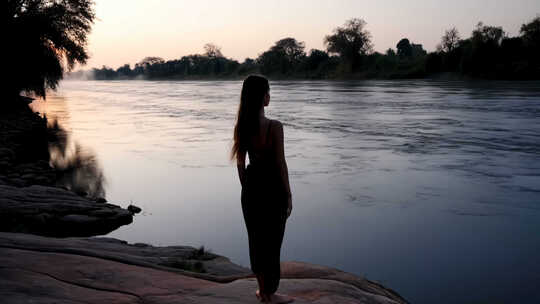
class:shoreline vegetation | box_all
[82,16,540,82]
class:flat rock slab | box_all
[183,277,402,304]
[0,185,133,237]
[0,232,252,279]
[0,233,407,303]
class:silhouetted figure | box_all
[231,75,294,303]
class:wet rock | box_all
[127,204,142,214]
[0,185,133,237]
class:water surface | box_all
[32,80,540,304]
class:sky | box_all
[83,0,540,70]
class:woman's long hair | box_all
[230,75,269,162]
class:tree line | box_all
[91,16,540,81]
[7,0,540,101]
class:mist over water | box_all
[32,80,540,304]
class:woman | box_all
[231,75,294,303]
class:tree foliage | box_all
[438,27,461,53]
[520,16,540,42]
[257,38,306,75]
[472,22,505,45]
[324,18,373,67]
[203,43,223,58]
[520,15,540,58]
[396,38,412,58]
[7,0,95,98]
[271,38,306,61]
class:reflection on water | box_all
[35,80,540,304]
[32,103,106,200]
[50,136,106,199]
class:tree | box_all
[411,43,427,57]
[425,52,443,74]
[519,16,540,77]
[386,48,396,57]
[324,18,373,67]
[306,49,329,69]
[271,38,306,61]
[257,37,306,75]
[116,64,132,78]
[137,57,165,67]
[520,16,540,49]
[7,0,95,99]
[438,27,461,53]
[460,22,506,77]
[92,66,115,80]
[472,22,505,45]
[238,58,258,75]
[396,38,412,58]
[203,43,223,58]
[257,49,288,75]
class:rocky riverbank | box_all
[0,100,134,236]
[0,232,408,303]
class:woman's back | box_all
[247,118,274,166]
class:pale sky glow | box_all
[84,0,540,69]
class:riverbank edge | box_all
[0,99,133,236]
[0,232,408,303]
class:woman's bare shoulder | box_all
[268,119,282,131]
[269,118,283,128]
[269,119,283,140]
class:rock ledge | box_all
[0,185,133,237]
[0,232,408,304]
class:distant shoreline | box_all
[67,72,540,82]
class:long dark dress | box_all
[241,119,288,294]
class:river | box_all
[31,79,540,304]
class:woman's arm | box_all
[273,121,292,212]
[236,149,247,188]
